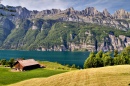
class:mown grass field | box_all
[0,61,72,86]
[10,65,130,86]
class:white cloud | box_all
[2,0,71,11]
[1,0,130,13]
[84,0,111,11]
[84,0,125,12]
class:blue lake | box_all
[0,50,90,67]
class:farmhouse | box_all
[14,59,40,71]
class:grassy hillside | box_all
[0,61,72,85]
[39,61,77,70]
[0,67,66,86]
[10,65,130,86]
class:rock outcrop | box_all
[103,9,112,18]
[114,9,130,19]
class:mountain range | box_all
[0,4,130,51]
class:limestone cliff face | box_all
[37,30,130,52]
[97,34,130,51]
[98,35,123,51]
[67,34,130,52]
[1,4,130,31]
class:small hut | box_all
[14,59,40,71]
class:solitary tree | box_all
[8,58,15,68]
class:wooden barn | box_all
[14,59,40,71]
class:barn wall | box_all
[14,63,23,70]
[23,64,40,70]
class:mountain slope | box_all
[0,17,14,46]
[9,65,130,86]
[11,6,130,31]
[0,4,130,51]
[0,19,130,51]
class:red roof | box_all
[17,59,39,67]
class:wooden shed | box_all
[14,59,40,71]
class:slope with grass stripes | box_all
[10,65,130,86]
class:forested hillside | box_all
[0,19,130,51]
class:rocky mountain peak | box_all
[103,9,111,17]
[84,7,99,16]
[51,9,61,14]
[64,7,76,16]
[116,9,127,15]
[65,7,75,12]
[68,7,74,11]
[114,9,130,19]
[14,6,30,19]
[118,9,126,13]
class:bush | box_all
[71,64,76,68]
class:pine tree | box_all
[8,58,15,68]
[84,52,95,68]
[102,52,112,66]
[114,50,118,57]
[94,50,103,67]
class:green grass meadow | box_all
[0,67,67,85]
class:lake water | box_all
[0,50,90,68]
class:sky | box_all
[1,0,130,14]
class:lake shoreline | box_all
[0,50,90,68]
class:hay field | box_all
[10,65,130,86]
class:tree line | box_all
[84,46,130,68]
[0,58,25,68]
[0,58,15,68]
